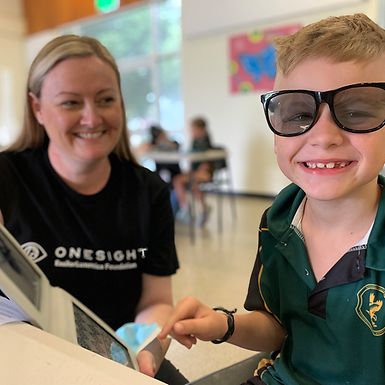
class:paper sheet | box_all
[0,295,31,325]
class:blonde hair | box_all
[9,34,136,162]
[275,13,385,75]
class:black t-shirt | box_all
[0,148,179,329]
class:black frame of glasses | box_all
[260,82,385,137]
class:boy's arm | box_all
[159,209,286,352]
[229,311,286,352]
[158,296,286,353]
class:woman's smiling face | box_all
[30,55,123,165]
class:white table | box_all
[142,148,227,168]
[0,322,165,385]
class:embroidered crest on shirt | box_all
[356,284,385,336]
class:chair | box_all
[178,146,236,243]
[198,146,236,233]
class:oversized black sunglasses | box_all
[260,82,385,137]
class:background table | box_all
[141,149,232,242]
[142,148,227,168]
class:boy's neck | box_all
[302,183,381,282]
[303,182,381,230]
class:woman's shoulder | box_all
[133,163,168,192]
[113,155,168,191]
[0,148,42,161]
[0,149,42,171]
[0,150,46,197]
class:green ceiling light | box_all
[94,0,120,13]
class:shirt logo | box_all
[52,246,148,271]
[356,284,385,336]
[21,242,48,263]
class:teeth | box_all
[77,132,103,139]
[306,161,349,169]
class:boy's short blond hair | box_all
[275,13,385,75]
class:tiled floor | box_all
[165,195,274,382]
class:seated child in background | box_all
[160,13,385,385]
[149,124,181,185]
[148,124,182,214]
[173,117,214,227]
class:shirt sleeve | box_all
[0,153,18,221]
[244,208,270,311]
[140,170,179,276]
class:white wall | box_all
[3,0,382,194]
[182,0,380,195]
[0,0,26,146]
[183,0,369,38]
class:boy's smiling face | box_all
[273,56,385,203]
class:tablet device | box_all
[0,224,138,370]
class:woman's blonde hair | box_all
[275,13,385,75]
[9,34,135,162]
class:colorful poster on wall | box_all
[229,24,301,94]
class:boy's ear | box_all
[29,92,44,125]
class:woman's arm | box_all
[0,209,3,224]
[135,274,174,376]
[136,274,174,325]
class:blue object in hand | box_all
[116,322,160,354]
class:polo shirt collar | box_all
[366,175,385,271]
[267,176,385,278]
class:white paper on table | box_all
[0,295,31,325]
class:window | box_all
[62,0,183,146]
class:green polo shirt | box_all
[245,176,385,385]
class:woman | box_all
[0,35,187,384]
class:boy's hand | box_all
[158,296,228,348]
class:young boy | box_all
[159,13,385,385]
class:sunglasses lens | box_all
[267,92,316,136]
[334,86,385,131]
